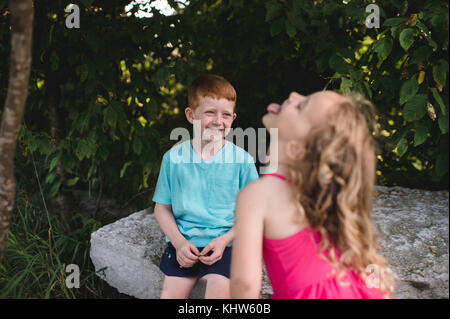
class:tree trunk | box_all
[0,0,33,264]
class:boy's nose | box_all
[212,115,223,125]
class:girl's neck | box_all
[265,141,296,177]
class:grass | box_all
[0,151,133,299]
[0,187,108,298]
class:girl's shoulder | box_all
[236,176,287,217]
[235,178,273,217]
[238,176,277,200]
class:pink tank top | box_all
[262,173,384,299]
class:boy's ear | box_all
[286,140,305,161]
[185,107,194,124]
[232,113,237,121]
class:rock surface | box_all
[90,186,449,299]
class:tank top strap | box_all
[262,173,293,184]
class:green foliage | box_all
[1,0,448,228]
[259,0,449,186]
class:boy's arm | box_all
[154,203,200,267]
[220,226,235,245]
[198,226,235,265]
[153,203,185,248]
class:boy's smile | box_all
[185,95,237,143]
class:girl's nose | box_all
[290,92,304,99]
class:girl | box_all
[230,91,395,299]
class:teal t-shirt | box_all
[152,139,259,247]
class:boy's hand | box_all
[199,236,228,266]
[173,239,200,268]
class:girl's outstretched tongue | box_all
[267,103,281,115]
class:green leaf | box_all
[156,67,171,86]
[45,173,57,185]
[133,138,143,155]
[77,64,89,82]
[383,17,407,27]
[430,87,446,115]
[397,137,408,157]
[120,162,132,178]
[373,37,393,62]
[340,78,352,94]
[49,154,61,171]
[409,45,432,64]
[349,69,363,81]
[392,126,409,150]
[104,106,117,128]
[146,99,158,119]
[285,19,297,38]
[329,55,348,74]
[293,0,302,14]
[432,59,449,86]
[270,17,285,36]
[49,181,62,197]
[414,121,428,146]
[431,15,446,31]
[234,0,244,7]
[265,3,283,22]
[399,28,417,51]
[50,51,59,71]
[323,2,340,15]
[399,77,419,105]
[403,95,428,121]
[66,177,80,187]
[438,111,449,134]
[363,81,372,99]
[75,140,94,161]
[316,53,331,73]
[81,0,94,8]
[87,165,97,180]
[435,151,449,176]
[38,135,52,156]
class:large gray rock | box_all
[90,186,449,299]
[372,186,448,299]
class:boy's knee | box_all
[203,274,230,299]
[160,289,190,299]
[160,276,197,299]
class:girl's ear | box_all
[185,107,194,124]
[286,140,305,161]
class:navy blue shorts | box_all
[159,242,232,279]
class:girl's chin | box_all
[262,115,271,129]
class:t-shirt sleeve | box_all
[152,153,172,205]
[239,156,259,189]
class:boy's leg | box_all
[202,274,230,299]
[160,275,198,299]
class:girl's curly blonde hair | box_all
[287,92,395,297]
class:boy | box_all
[152,74,259,299]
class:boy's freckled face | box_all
[186,96,237,142]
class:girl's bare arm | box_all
[230,181,266,298]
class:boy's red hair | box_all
[188,74,236,110]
